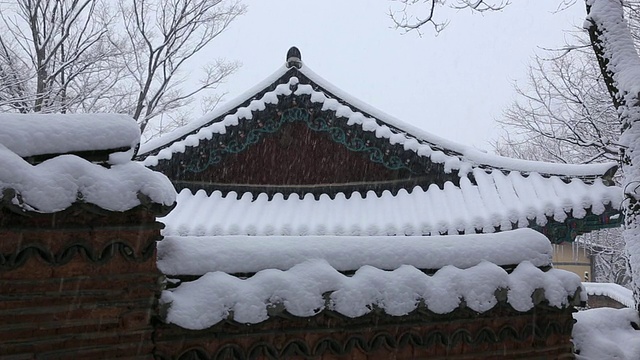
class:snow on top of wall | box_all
[0,142,175,213]
[0,113,140,160]
[162,170,621,237]
[161,259,582,330]
[157,228,553,275]
[140,63,616,178]
[573,308,640,360]
[583,282,635,308]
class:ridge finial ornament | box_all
[286,46,302,69]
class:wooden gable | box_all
[151,98,462,198]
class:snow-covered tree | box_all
[494,51,620,165]
[0,0,116,114]
[580,230,632,284]
[586,0,640,311]
[0,0,246,136]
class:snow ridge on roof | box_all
[158,228,553,275]
[139,66,289,156]
[140,61,617,179]
[161,259,582,330]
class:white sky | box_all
[189,1,586,151]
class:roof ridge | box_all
[139,56,618,180]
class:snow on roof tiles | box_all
[139,62,617,179]
[0,143,175,213]
[161,211,582,331]
[0,113,175,213]
[584,282,635,308]
[0,113,140,159]
[161,259,583,330]
[161,168,621,238]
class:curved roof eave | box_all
[138,59,618,179]
[297,64,618,178]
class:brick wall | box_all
[154,304,576,360]
[0,204,579,360]
[0,205,165,359]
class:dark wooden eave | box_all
[22,146,132,166]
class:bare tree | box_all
[116,0,245,133]
[0,0,246,137]
[0,0,116,114]
[389,0,509,34]
[494,52,620,165]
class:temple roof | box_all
[139,51,617,182]
[152,49,598,331]
[140,47,622,241]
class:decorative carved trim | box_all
[532,206,623,243]
[153,97,461,192]
[0,239,158,270]
[154,317,574,360]
[182,107,416,175]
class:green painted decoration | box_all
[184,107,416,175]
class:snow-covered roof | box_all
[139,57,617,180]
[144,49,622,240]
[162,168,621,238]
[0,114,175,213]
[584,282,635,308]
[157,228,554,275]
[159,228,584,330]
[0,113,140,162]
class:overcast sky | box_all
[189,1,586,151]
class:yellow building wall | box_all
[552,243,592,281]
